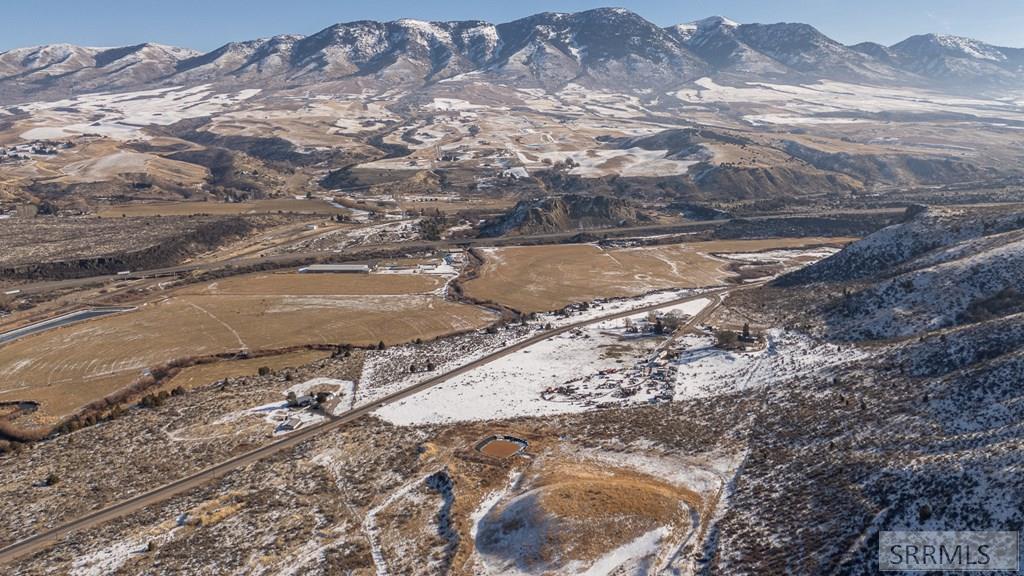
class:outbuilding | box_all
[298,264,371,274]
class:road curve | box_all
[0,286,742,566]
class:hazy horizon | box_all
[1,0,1021,53]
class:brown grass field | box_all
[95,198,347,218]
[176,271,445,296]
[0,272,493,426]
[161,349,333,392]
[463,237,854,313]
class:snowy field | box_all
[13,85,262,141]
[714,247,841,263]
[674,77,1024,124]
[557,83,654,119]
[522,147,698,177]
[356,290,708,412]
[375,298,711,425]
[375,306,870,426]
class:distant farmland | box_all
[177,271,445,296]
[463,238,854,313]
[0,272,494,428]
[96,198,347,218]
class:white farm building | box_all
[298,264,371,274]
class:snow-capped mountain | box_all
[173,35,303,82]
[666,15,739,43]
[0,42,198,101]
[286,19,500,82]
[174,19,502,87]
[888,34,1024,84]
[668,16,791,77]
[488,8,706,88]
[733,23,906,82]
[0,8,1020,102]
[0,44,100,79]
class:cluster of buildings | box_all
[0,140,72,162]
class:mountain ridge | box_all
[0,8,1021,103]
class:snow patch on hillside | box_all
[16,85,262,141]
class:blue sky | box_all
[1,0,1021,52]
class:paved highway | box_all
[0,307,134,345]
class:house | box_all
[277,417,304,432]
[443,250,467,265]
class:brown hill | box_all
[477,194,646,237]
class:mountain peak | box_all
[922,33,1007,61]
[576,7,641,18]
[668,16,740,40]
[888,33,1022,83]
[693,16,740,29]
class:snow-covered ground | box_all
[426,97,491,112]
[210,99,398,138]
[70,537,151,576]
[557,83,653,119]
[582,449,741,495]
[355,288,714,409]
[181,377,353,438]
[281,218,419,252]
[539,288,714,329]
[522,147,698,178]
[674,77,1024,124]
[344,219,419,246]
[356,326,533,410]
[375,299,711,426]
[375,310,869,426]
[575,527,668,576]
[15,85,262,141]
[715,247,841,264]
[361,471,436,576]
